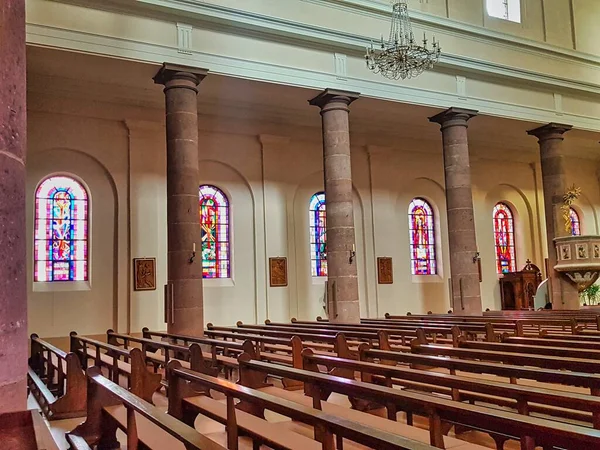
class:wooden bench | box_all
[167,360,440,450]
[361,344,600,396]
[453,328,600,361]
[27,333,86,420]
[504,334,600,350]
[108,329,251,379]
[410,330,600,375]
[140,328,264,378]
[70,332,161,403]
[286,318,512,337]
[238,354,600,449]
[67,366,227,450]
[301,348,600,428]
[238,322,455,345]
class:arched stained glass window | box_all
[408,198,437,275]
[493,202,516,274]
[34,175,89,282]
[199,185,230,278]
[570,208,581,236]
[309,192,327,277]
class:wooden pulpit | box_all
[499,260,542,310]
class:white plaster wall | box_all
[25,97,600,338]
[26,112,129,338]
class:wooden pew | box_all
[504,334,600,350]
[301,348,600,428]
[250,321,461,344]
[290,318,517,335]
[70,332,161,403]
[361,344,600,396]
[237,355,600,449]
[108,329,254,379]
[382,313,589,332]
[453,328,600,360]
[410,330,600,375]
[166,360,439,450]
[27,333,87,420]
[67,366,227,450]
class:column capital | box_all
[428,107,478,128]
[153,63,208,90]
[527,122,572,141]
[308,88,360,111]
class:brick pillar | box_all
[309,89,360,323]
[0,0,28,412]
[154,64,208,335]
[429,108,482,314]
[527,123,579,309]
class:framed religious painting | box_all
[377,257,393,284]
[133,258,156,291]
[269,257,288,287]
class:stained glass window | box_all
[493,202,516,274]
[199,185,230,278]
[408,198,437,275]
[34,176,89,282]
[309,192,327,277]
[570,208,581,236]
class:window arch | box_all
[569,207,581,236]
[34,175,89,282]
[199,185,230,278]
[493,202,516,274]
[408,198,437,275]
[309,192,327,277]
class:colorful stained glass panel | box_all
[570,208,581,236]
[408,198,437,275]
[309,192,327,277]
[199,185,230,278]
[34,176,89,282]
[493,202,516,274]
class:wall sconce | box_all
[189,242,196,264]
[349,244,356,264]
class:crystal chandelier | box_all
[365,1,441,80]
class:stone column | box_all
[309,89,360,323]
[154,64,207,335]
[0,0,28,412]
[429,108,482,314]
[527,123,578,309]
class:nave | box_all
[24,310,600,449]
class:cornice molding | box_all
[25,22,600,132]
[44,0,600,96]
[305,0,600,66]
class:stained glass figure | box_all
[493,202,516,273]
[309,192,327,277]
[570,208,581,236]
[34,176,89,282]
[408,198,437,275]
[199,185,230,278]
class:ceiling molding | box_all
[43,0,600,96]
[26,23,600,132]
[304,0,600,66]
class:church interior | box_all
[3,0,600,448]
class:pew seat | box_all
[184,395,324,450]
[426,367,591,395]
[259,386,485,449]
[105,404,237,449]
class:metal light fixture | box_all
[365,1,441,80]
